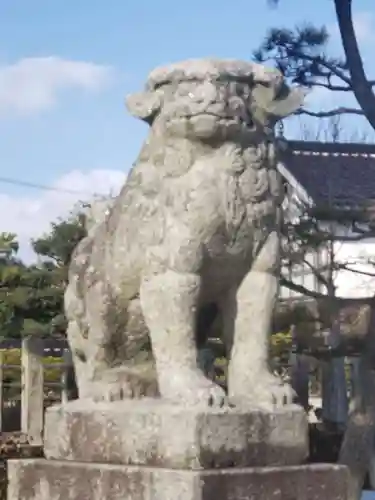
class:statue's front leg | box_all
[228,231,295,409]
[140,231,226,407]
[140,269,227,407]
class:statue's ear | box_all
[251,82,306,124]
[268,85,306,120]
[125,90,163,125]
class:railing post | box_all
[289,326,310,411]
[197,347,216,380]
[61,349,77,402]
[351,356,375,491]
[349,356,360,400]
[21,336,44,446]
[321,356,348,429]
[321,325,348,430]
[0,350,3,433]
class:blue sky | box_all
[0,0,374,259]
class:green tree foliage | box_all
[0,208,87,340]
[0,232,19,259]
[32,212,86,271]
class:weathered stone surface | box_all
[7,459,349,500]
[145,58,285,91]
[44,400,308,469]
[65,57,305,409]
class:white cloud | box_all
[329,11,375,45]
[353,11,375,44]
[0,56,114,115]
[0,169,126,262]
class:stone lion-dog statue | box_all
[65,58,305,409]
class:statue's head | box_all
[126,59,305,144]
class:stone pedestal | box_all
[7,400,350,500]
[43,399,308,468]
[8,460,349,500]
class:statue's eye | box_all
[236,83,246,96]
[176,83,194,97]
[242,85,251,100]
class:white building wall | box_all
[279,178,323,299]
[333,237,375,298]
[280,251,321,299]
[280,239,375,299]
[279,179,375,299]
[280,225,375,299]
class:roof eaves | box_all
[277,160,315,208]
[290,149,375,160]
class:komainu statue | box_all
[65,59,305,408]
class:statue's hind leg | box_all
[79,282,135,401]
[64,322,83,400]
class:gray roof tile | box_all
[282,141,375,215]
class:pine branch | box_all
[296,107,364,118]
[339,263,375,278]
[311,80,375,92]
[280,277,328,299]
[288,50,351,84]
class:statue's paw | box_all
[263,377,295,408]
[160,368,227,407]
[86,380,133,402]
[229,372,295,411]
[193,380,227,408]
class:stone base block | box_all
[44,399,308,469]
[8,459,349,500]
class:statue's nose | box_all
[189,82,217,104]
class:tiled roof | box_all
[281,140,375,215]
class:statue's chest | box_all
[220,166,280,241]
[223,165,282,206]
[203,205,274,271]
